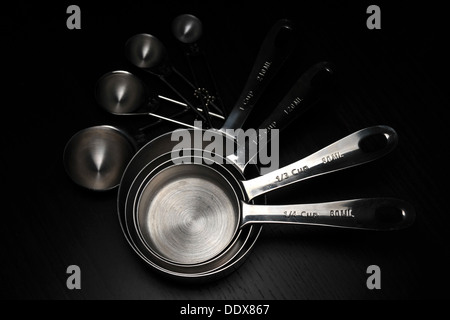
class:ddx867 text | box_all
[224,305,270,315]
[180,304,269,317]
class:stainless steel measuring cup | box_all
[123,126,414,279]
[118,62,335,274]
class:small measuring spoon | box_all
[125,33,212,125]
[95,71,224,129]
[172,14,227,119]
[63,125,137,191]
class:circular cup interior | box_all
[117,130,264,279]
[137,163,241,265]
[125,153,254,270]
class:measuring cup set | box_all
[64,15,415,281]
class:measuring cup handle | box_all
[232,61,335,170]
[257,61,335,133]
[242,125,398,200]
[241,198,415,231]
[221,19,297,130]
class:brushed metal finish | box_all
[134,164,415,266]
[125,34,167,69]
[118,125,411,278]
[135,166,414,267]
[117,130,259,273]
[64,126,136,191]
[124,153,260,278]
[241,198,415,230]
[172,14,203,44]
[94,70,198,128]
[242,125,398,200]
[95,70,224,123]
[95,70,146,114]
[137,164,239,265]
[132,126,411,267]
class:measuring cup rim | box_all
[117,131,264,278]
[135,161,243,266]
[120,151,262,273]
[119,128,246,198]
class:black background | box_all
[1,0,449,301]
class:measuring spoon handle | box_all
[241,198,415,231]
[242,125,398,200]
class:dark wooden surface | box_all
[1,1,449,300]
